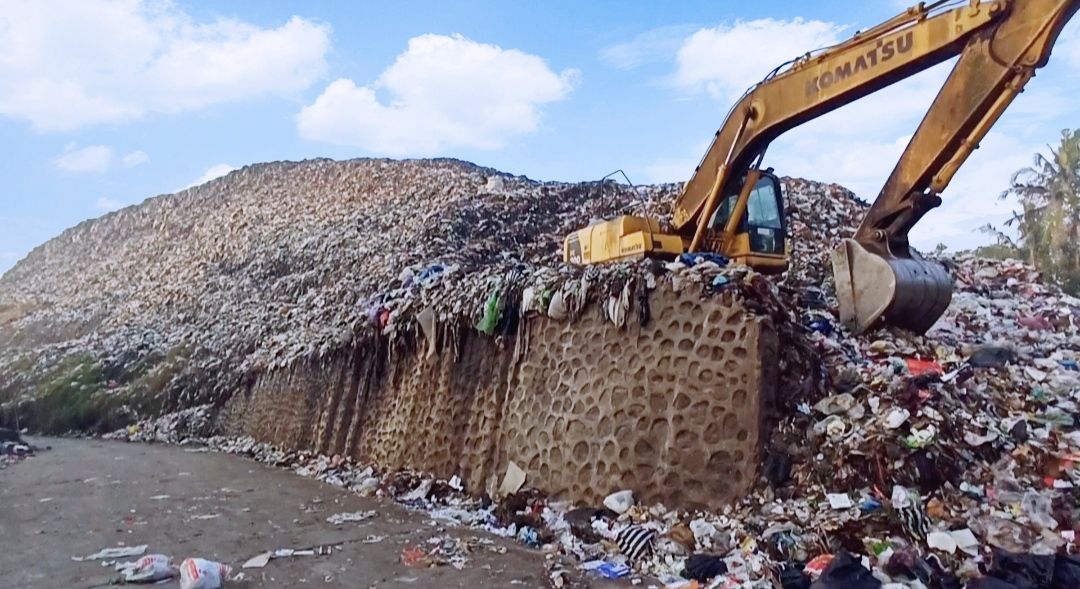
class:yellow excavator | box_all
[564,0,1079,334]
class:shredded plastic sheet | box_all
[72,544,147,562]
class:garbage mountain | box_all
[0,159,664,429]
[6,157,1080,586]
[0,158,848,433]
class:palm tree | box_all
[1002,129,1080,292]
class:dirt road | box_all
[0,438,555,588]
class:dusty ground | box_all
[0,437,559,589]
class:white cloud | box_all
[0,1,330,131]
[95,196,123,211]
[121,150,149,167]
[297,34,578,155]
[54,143,113,173]
[53,143,150,172]
[770,134,912,199]
[186,163,236,189]
[675,19,846,101]
[600,25,698,70]
[909,131,1038,250]
[1058,16,1080,69]
[644,16,950,191]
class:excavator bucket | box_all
[831,238,953,334]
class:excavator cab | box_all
[705,171,788,273]
[563,170,789,271]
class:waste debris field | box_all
[0,437,554,589]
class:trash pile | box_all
[0,426,35,469]
[398,535,509,571]
[0,159,676,417]
[0,159,846,432]
[8,157,1080,586]
[105,240,1080,588]
[109,404,216,444]
[70,543,236,588]
[105,235,1080,587]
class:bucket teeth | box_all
[831,239,953,334]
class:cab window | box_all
[707,174,785,255]
[710,194,738,232]
[747,180,782,229]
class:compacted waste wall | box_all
[221,284,778,510]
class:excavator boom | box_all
[674,1,1001,234]
[836,0,1080,332]
[570,0,1075,332]
[564,0,1079,333]
[677,0,1079,333]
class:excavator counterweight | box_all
[565,0,1080,334]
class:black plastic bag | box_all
[983,550,1054,589]
[810,551,881,589]
[681,554,727,582]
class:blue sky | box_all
[3,0,1080,274]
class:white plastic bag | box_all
[179,558,232,589]
[602,490,634,514]
[118,554,178,582]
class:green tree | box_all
[971,224,1021,260]
[1001,129,1080,293]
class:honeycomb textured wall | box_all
[502,288,774,509]
[223,285,777,510]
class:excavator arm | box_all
[836,0,1079,332]
[672,0,1079,333]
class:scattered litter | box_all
[326,510,377,525]
[883,407,910,429]
[178,558,231,589]
[681,554,728,582]
[616,526,657,561]
[499,462,526,496]
[582,560,631,579]
[116,554,178,583]
[399,479,434,502]
[241,552,271,569]
[804,554,834,577]
[926,531,958,554]
[603,489,635,514]
[73,544,148,562]
[826,493,853,510]
[244,545,334,569]
[400,547,430,568]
